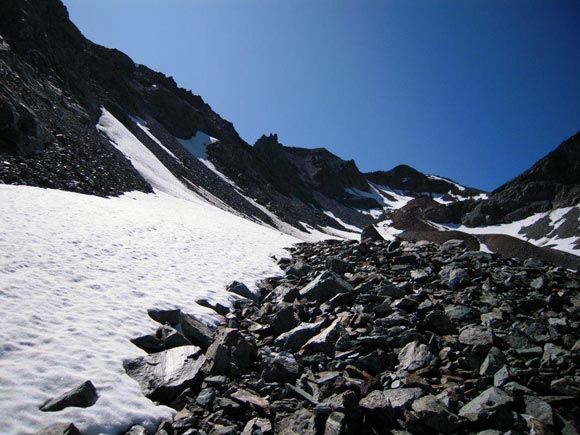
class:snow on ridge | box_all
[97,108,204,205]
[130,116,183,163]
[0,184,297,435]
[427,174,466,191]
[177,131,218,161]
[322,210,362,233]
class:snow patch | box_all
[97,108,204,204]
[322,210,362,232]
[0,184,297,435]
[427,174,466,191]
[177,131,218,161]
[130,116,182,163]
[375,219,403,241]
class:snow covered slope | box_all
[0,109,306,435]
[0,185,297,435]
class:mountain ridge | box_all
[1,0,579,259]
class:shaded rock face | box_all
[463,131,580,226]
[119,237,579,435]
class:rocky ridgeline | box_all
[38,237,580,435]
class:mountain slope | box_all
[0,0,488,241]
[1,0,578,259]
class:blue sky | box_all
[62,0,580,191]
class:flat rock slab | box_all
[459,325,494,348]
[124,345,205,402]
[231,388,270,414]
[40,380,98,412]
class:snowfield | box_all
[0,185,296,435]
[0,107,301,435]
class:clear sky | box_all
[61,0,580,191]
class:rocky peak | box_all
[366,164,482,197]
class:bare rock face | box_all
[124,345,205,403]
[39,380,98,412]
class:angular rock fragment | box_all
[227,281,258,302]
[524,394,553,426]
[411,394,465,433]
[274,320,326,352]
[398,341,435,372]
[439,266,470,290]
[324,411,347,435]
[33,423,82,435]
[424,310,456,335]
[204,328,256,377]
[157,325,191,349]
[300,319,342,356]
[277,409,317,434]
[300,271,353,303]
[479,347,507,376]
[124,345,205,402]
[458,387,514,428]
[359,390,394,424]
[148,308,181,326]
[459,325,494,348]
[179,312,216,351]
[242,417,273,435]
[231,388,270,414]
[40,380,98,412]
[262,351,301,383]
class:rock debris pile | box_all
[121,238,579,435]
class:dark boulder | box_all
[40,380,98,412]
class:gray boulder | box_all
[204,328,256,377]
[124,345,205,402]
[458,387,514,428]
[300,319,343,356]
[411,394,465,433]
[398,341,435,371]
[439,266,470,289]
[262,351,301,383]
[300,271,353,303]
[179,312,216,351]
[227,281,258,302]
[274,321,326,352]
